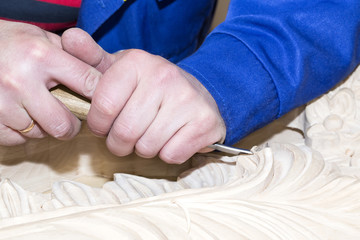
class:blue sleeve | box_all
[79,0,216,63]
[178,0,360,145]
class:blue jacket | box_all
[78,0,360,145]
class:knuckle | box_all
[87,123,107,136]
[106,143,120,156]
[106,140,132,157]
[123,49,147,61]
[186,117,209,135]
[1,71,25,93]
[201,112,218,128]
[196,108,220,128]
[159,149,182,164]
[86,116,108,136]
[82,68,101,97]
[92,95,118,117]
[23,39,50,64]
[50,120,73,139]
[111,121,139,143]
[135,140,157,158]
[154,64,179,87]
[162,64,180,78]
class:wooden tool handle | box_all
[50,86,90,120]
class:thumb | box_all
[61,28,116,73]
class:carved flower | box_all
[306,86,360,167]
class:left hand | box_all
[61,28,226,164]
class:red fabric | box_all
[36,0,81,8]
[0,17,77,31]
[1,0,82,31]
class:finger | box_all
[61,28,116,73]
[24,38,102,99]
[0,100,45,138]
[134,104,188,159]
[12,117,45,139]
[0,124,26,146]
[159,117,225,164]
[16,120,46,139]
[40,45,102,99]
[87,60,138,136]
[105,83,163,156]
[22,86,81,140]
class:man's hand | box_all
[62,28,226,164]
[0,21,101,145]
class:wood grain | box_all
[50,86,90,120]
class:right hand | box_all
[0,20,101,146]
[61,28,226,164]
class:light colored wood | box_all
[51,86,90,120]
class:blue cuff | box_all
[178,33,279,145]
